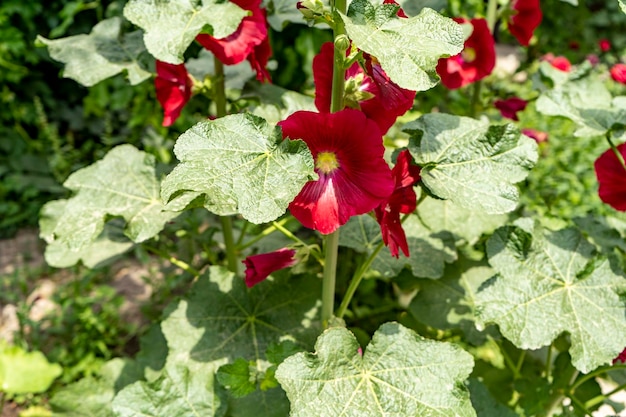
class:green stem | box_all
[238,218,290,251]
[539,367,579,417]
[545,343,554,382]
[236,220,250,247]
[584,382,626,408]
[606,132,626,174]
[485,0,498,33]
[144,246,200,276]
[336,241,385,319]
[272,221,323,263]
[570,364,626,392]
[470,80,483,118]
[214,58,239,274]
[330,0,347,114]
[321,231,340,326]
[0,393,5,415]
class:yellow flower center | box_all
[316,151,340,174]
[462,47,476,63]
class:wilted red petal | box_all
[155,61,193,126]
[610,63,626,84]
[508,0,542,46]
[494,97,527,121]
[436,18,495,89]
[279,109,394,234]
[243,248,297,287]
[594,143,626,211]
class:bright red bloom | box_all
[155,61,193,126]
[279,109,395,234]
[610,63,626,84]
[594,143,626,211]
[494,97,527,121]
[614,347,626,364]
[243,248,297,287]
[436,18,496,89]
[375,150,421,258]
[599,38,611,52]
[313,43,415,134]
[196,0,271,82]
[545,55,572,72]
[522,128,548,143]
[508,0,542,46]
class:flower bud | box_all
[334,35,350,53]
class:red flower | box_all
[313,43,415,135]
[279,109,395,235]
[508,0,542,46]
[375,150,421,258]
[155,61,193,126]
[610,63,626,84]
[543,55,572,72]
[243,248,297,287]
[522,128,548,143]
[196,0,271,82]
[494,97,527,121]
[599,38,611,52]
[436,18,496,89]
[614,347,626,364]
[594,143,626,211]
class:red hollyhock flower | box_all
[155,61,193,126]
[494,97,527,121]
[243,248,297,287]
[375,150,421,258]
[436,18,496,89]
[279,109,395,234]
[599,38,611,52]
[507,0,542,46]
[196,0,271,82]
[594,143,626,211]
[614,347,626,364]
[610,63,626,84]
[543,54,572,72]
[522,128,548,143]
[313,42,415,134]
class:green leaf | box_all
[396,0,446,16]
[466,379,518,417]
[186,49,255,91]
[275,323,476,417]
[340,1,463,91]
[0,343,62,394]
[406,113,538,214]
[536,75,626,138]
[123,0,247,64]
[620,0,626,13]
[161,113,316,224]
[217,359,257,398]
[416,195,509,245]
[41,145,178,253]
[475,220,626,373]
[37,17,150,87]
[266,0,304,30]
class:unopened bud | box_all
[334,35,350,53]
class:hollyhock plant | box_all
[243,248,297,287]
[495,97,527,121]
[436,18,496,89]
[507,0,542,46]
[279,109,395,235]
[594,143,626,211]
[375,150,421,258]
[155,60,193,126]
[196,0,272,82]
[313,42,415,134]
[610,63,626,84]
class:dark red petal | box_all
[375,206,409,258]
[613,347,626,364]
[494,97,528,121]
[247,26,272,82]
[595,143,626,211]
[243,248,297,287]
[508,0,542,46]
[155,61,192,126]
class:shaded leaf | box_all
[161,113,316,224]
[123,0,247,64]
[406,113,537,214]
[276,322,476,417]
[217,359,257,398]
[266,0,304,30]
[340,2,463,91]
[466,378,517,417]
[37,17,150,87]
[476,220,626,373]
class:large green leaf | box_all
[475,219,626,373]
[161,113,316,224]
[41,145,178,253]
[37,17,150,87]
[339,214,457,279]
[620,0,626,13]
[266,0,304,30]
[536,75,626,138]
[0,343,62,394]
[123,0,247,64]
[275,323,476,417]
[406,113,537,214]
[340,1,463,91]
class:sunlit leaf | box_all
[0,343,62,394]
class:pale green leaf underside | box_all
[341,2,463,91]
[276,323,476,417]
[620,0,626,13]
[43,144,178,252]
[406,113,537,214]
[536,76,626,138]
[37,17,150,87]
[0,343,62,394]
[476,220,626,373]
[161,113,316,224]
[124,0,247,64]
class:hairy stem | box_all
[321,231,340,326]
